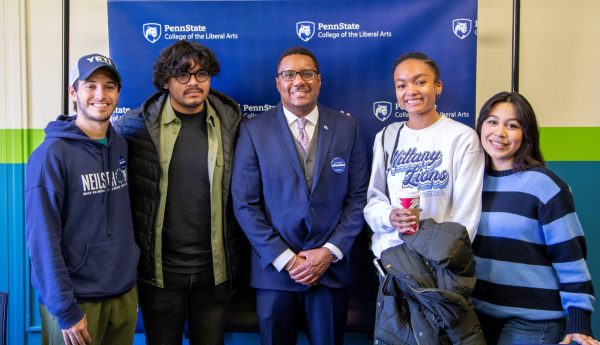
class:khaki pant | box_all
[40,287,138,345]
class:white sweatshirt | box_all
[364,116,484,258]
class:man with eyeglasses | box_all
[232,46,368,345]
[114,40,245,345]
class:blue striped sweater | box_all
[472,167,595,335]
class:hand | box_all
[289,248,333,286]
[62,315,92,345]
[560,333,600,345]
[389,208,417,234]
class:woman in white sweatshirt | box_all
[364,52,485,258]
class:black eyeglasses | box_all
[277,70,319,82]
[175,70,210,84]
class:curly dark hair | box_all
[152,40,220,90]
[476,91,545,172]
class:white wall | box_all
[1,0,29,130]
[520,0,600,126]
[475,0,513,110]
[25,0,109,127]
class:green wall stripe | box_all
[1,127,599,163]
[0,129,45,164]
[540,127,600,161]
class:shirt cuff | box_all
[383,209,394,229]
[272,249,295,272]
[323,243,342,262]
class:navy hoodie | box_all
[25,115,140,329]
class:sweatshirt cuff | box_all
[566,307,593,337]
[56,301,85,330]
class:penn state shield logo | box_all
[373,101,392,122]
[452,19,472,39]
[143,23,162,44]
[296,21,315,42]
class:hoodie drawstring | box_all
[102,140,112,238]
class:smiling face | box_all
[394,59,442,118]
[480,101,523,171]
[393,58,442,120]
[69,69,119,123]
[165,59,211,114]
[276,54,321,117]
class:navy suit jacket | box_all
[232,103,368,291]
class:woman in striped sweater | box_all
[472,91,598,345]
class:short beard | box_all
[76,98,113,123]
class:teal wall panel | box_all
[1,166,8,291]
[0,163,27,345]
[547,161,600,331]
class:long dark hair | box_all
[476,91,545,171]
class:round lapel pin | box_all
[330,157,346,174]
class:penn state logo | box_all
[296,21,315,42]
[452,19,472,39]
[143,23,162,44]
[373,101,392,122]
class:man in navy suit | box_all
[232,46,368,345]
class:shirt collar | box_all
[161,95,179,125]
[283,105,319,126]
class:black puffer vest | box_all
[113,90,247,286]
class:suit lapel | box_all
[272,105,308,191]
[311,107,334,194]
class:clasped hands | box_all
[286,248,333,286]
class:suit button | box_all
[309,207,315,213]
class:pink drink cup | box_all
[397,189,420,234]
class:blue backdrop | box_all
[107,0,478,148]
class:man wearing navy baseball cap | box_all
[25,53,139,345]
[69,54,122,87]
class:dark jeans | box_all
[138,271,234,345]
[477,311,565,345]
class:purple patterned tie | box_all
[296,117,308,151]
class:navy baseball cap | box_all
[69,54,122,87]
